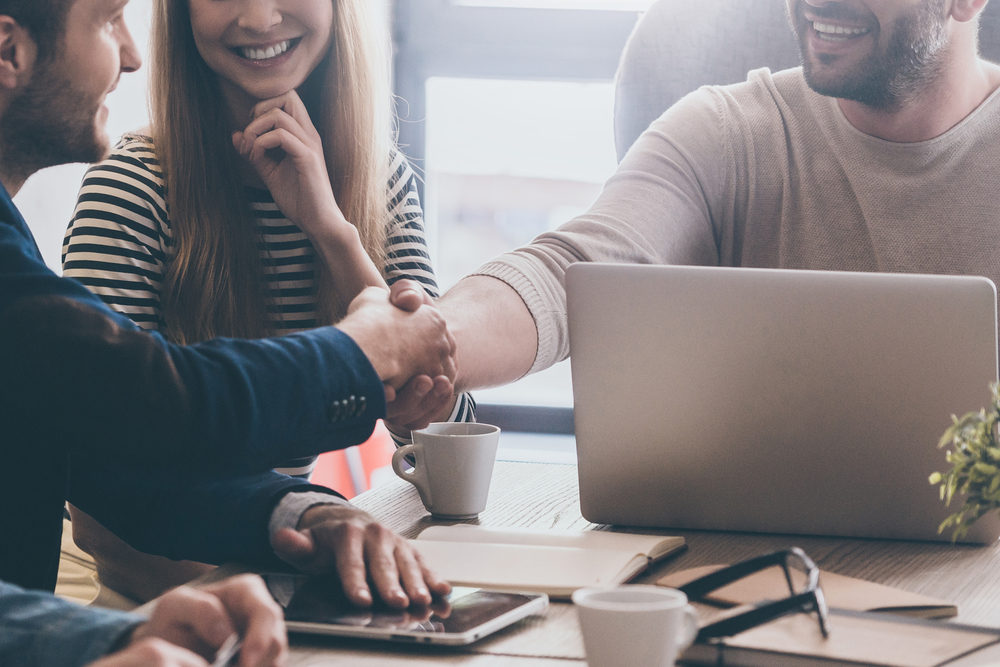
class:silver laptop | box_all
[567,263,1000,543]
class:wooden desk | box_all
[288,461,1000,666]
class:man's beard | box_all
[794,0,950,111]
[0,56,108,178]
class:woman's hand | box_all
[232,91,340,238]
[232,91,384,303]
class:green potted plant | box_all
[930,383,1000,540]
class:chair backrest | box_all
[614,0,1000,162]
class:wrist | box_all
[304,209,359,247]
[308,221,387,297]
[270,490,350,542]
[299,502,375,531]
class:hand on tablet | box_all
[270,504,451,608]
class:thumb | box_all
[389,280,425,313]
[231,131,247,156]
[271,528,315,565]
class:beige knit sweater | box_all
[475,67,1000,373]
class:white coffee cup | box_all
[391,422,501,519]
[572,585,699,667]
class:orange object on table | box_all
[310,420,396,499]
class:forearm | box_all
[439,275,537,392]
[309,219,387,308]
[440,91,732,386]
[0,580,142,667]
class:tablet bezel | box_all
[267,575,549,646]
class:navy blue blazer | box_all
[0,180,387,590]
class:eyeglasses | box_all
[677,547,829,642]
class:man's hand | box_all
[382,280,459,429]
[90,575,287,667]
[384,375,457,433]
[270,503,451,609]
[337,280,457,395]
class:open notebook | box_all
[408,525,684,599]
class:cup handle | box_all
[678,604,699,651]
[391,444,432,507]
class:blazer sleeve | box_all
[2,204,387,473]
[0,290,386,473]
[67,456,344,566]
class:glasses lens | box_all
[786,555,812,595]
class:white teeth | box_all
[813,21,869,37]
[240,39,291,61]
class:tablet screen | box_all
[264,573,547,643]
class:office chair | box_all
[614,0,1000,162]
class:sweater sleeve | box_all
[383,152,476,445]
[473,86,734,373]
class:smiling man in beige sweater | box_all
[439,0,1000,390]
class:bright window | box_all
[424,77,618,407]
[394,0,642,417]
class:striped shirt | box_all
[63,134,474,477]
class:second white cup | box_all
[391,422,501,519]
[572,585,699,667]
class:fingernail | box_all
[357,588,372,603]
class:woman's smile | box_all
[189,0,334,104]
[233,37,301,62]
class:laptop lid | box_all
[567,263,1000,543]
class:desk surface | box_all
[287,461,1000,666]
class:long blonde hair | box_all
[150,0,391,343]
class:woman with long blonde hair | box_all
[62,0,473,602]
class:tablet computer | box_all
[263,574,548,646]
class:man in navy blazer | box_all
[0,0,452,614]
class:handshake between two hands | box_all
[337,279,459,432]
